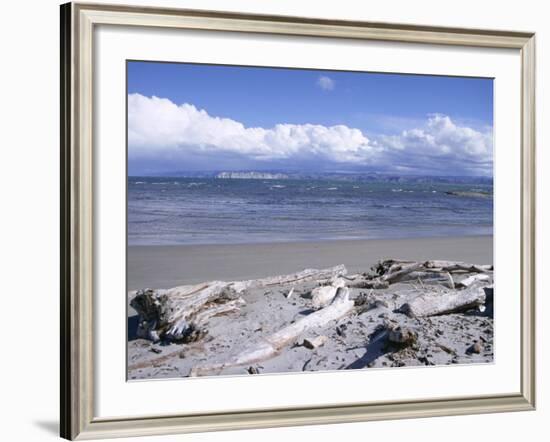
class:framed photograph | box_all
[60,2,536,439]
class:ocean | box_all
[128,177,493,246]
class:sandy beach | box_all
[127,235,494,380]
[128,235,493,290]
[125,61,495,381]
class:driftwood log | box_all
[231,265,347,292]
[130,282,243,342]
[348,279,389,289]
[362,259,492,289]
[190,287,354,376]
[457,273,491,288]
[424,260,493,273]
[131,265,348,342]
[311,277,346,308]
[398,285,487,317]
[311,286,338,309]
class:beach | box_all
[124,63,496,381]
[128,235,494,380]
[128,235,493,290]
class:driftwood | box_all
[371,259,416,276]
[444,272,455,289]
[361,259,492,289]
[423,260,492,274]
[311,277,346,308]
[341,274,361,281]
[130,282,243,342]
[389,271,454,286]
[131,265,348,342]
[231,265,347,292]
[457,273,490,288]
[127,258,496,378]
[190,288,354,376]
[311,286,339,309]
[192,298,245,325]
[382,262,424,283]
[398,285,487,317]
[330,277,347,288]
[348,278,389,289]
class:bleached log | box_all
[341,274,361,281]
[387,271,451,285]
[330,277,347,288]
[382,262,424,283]
[423,260,492,274]
[457,273,491,288]
[311,277,347,308]
[444,272,455,289]
[347,278,389,289]
[362,259,492,289]
[192,298,245,325]
[190,288,354,376]
[374,259,491,277]
[351,262,425,288]
[371,259,416,276]
[311,286,338,309]
[130,282,237,342]
[399,285,487,317]
[131,266,347,342]
[230,265,347,293]
[421,270,455,289]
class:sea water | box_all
[128,177,493,246]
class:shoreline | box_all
[127,232,493,248]
[128,235,493,290]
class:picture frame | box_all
[60,2,536,440]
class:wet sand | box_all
[128,235,493,291]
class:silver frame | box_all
[60,2,536,439]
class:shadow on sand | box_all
[345,330,389,370]
[128,314,140,341]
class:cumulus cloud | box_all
[374,114,493,175]
[317,76,335,91]
[128,93,493,175]
[128,93,372,165]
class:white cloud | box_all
[316,76,335,91]
[128,94,493,175]
[376,114,493,175]
[128,93,372,164]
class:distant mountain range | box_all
[136,170,492,184]
[216,171,289,180]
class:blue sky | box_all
[127,61,493,176]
